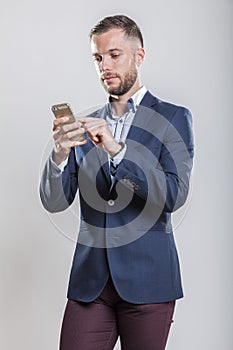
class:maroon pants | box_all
[60,278,175,350]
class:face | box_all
[91,28,144,97]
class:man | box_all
[40,15,194,350]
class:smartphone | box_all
[51,102,85,141]
[51,102,76,123]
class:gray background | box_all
[1,0,232,349]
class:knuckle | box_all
[75,120,82,128]
[66,131,72,140]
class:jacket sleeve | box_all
[113,107,194,213]
[39,148,78,213]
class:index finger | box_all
[76,117,98,124]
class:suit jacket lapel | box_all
[96,148,111,186]
[93,106,112,186]
[126,91,158,143]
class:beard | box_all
[101,65,138,96]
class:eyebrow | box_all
[92,48,123,56]
[108,48,123,52]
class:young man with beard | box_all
[40,15,194,350]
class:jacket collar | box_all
[140,90,158,108]
[126,91,158,142]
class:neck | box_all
[110,81,143,116]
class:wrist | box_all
[109,141,124,158]
[52,145,70,165]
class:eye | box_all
[111,54,120,59]
[93,55,102,63]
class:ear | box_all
[136,48,145,66]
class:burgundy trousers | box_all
[60,278,175,350]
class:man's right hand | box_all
[52,116,87,165]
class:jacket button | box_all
[108,199,115,206]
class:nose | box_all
[99,56,111,73]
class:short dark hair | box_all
[89,15,144,47]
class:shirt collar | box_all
[130,85,147,108]
[107,86,147,116]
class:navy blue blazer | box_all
[40,91,194,304]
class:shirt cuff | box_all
[109,143,127,168]
[49,153,68,175]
